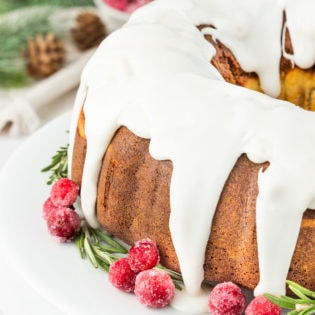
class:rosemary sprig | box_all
[41,144,68,184]
[75,221,128,272]
[75,220,183,289]
[43,143,183,289]
[265,280,315,315]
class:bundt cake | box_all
[68,0,315,311]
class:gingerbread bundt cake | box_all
[69,0,315,311]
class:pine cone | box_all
[71,12,107,51]
[26,32,65,79]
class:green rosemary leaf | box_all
[93,246,118,265]
[93,254,111,270]
[173,282,183,291]
[95,243,125,254]
[74,230,85,259]
[299,306,315,315]
[287,281,315,299]
[41,160,59,172]
[289,286,314,304]
[41,144,68,184]
[92,246,111,264]
[95,257,110,273]
[94,229,128,253]
[83,236,99,268]
[87,228,99,245]
[280,295,301,304]
[264,293,296,309]
[266,281,315,315]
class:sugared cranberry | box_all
[245,295,281,315]
[109,258,138,292]
[134,269,175,308]
[104,0,128,11]
[125,0,152,13]
[50,178,79,207]
[46,206,81,242]
[43,197,57,220]
[208,282,246,315]
[128,238,160,272]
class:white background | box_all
[0,90,76,315]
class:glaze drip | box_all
[68,0,315,310]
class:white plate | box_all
[0,113,289,314]
[0,113,183,315]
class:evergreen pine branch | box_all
[0,0,94,14]
[0,7,60,87]
[0,1,95,86]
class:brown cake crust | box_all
[71,27,315,292]
[72,121,315,292]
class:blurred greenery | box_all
[0,10,53,87]
[0,0,95,14]
[0,0,95,87]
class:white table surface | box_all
[0,90,76,315]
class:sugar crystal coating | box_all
[134,269,175,308]
[128,238,160,272]
[43,197,57,220]
[104,0,152,12]
[208,281,246,315]
[104,0,128,10]
[245,295,281,315]
[50,178,79,207]
[46,206,81,242]
[109,257,138,292]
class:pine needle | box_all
[0,0,95,86]
[0,0,94,14]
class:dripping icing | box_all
[68,0,315,310]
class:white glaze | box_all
[68,0,315,312]
[170,286,211,314]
